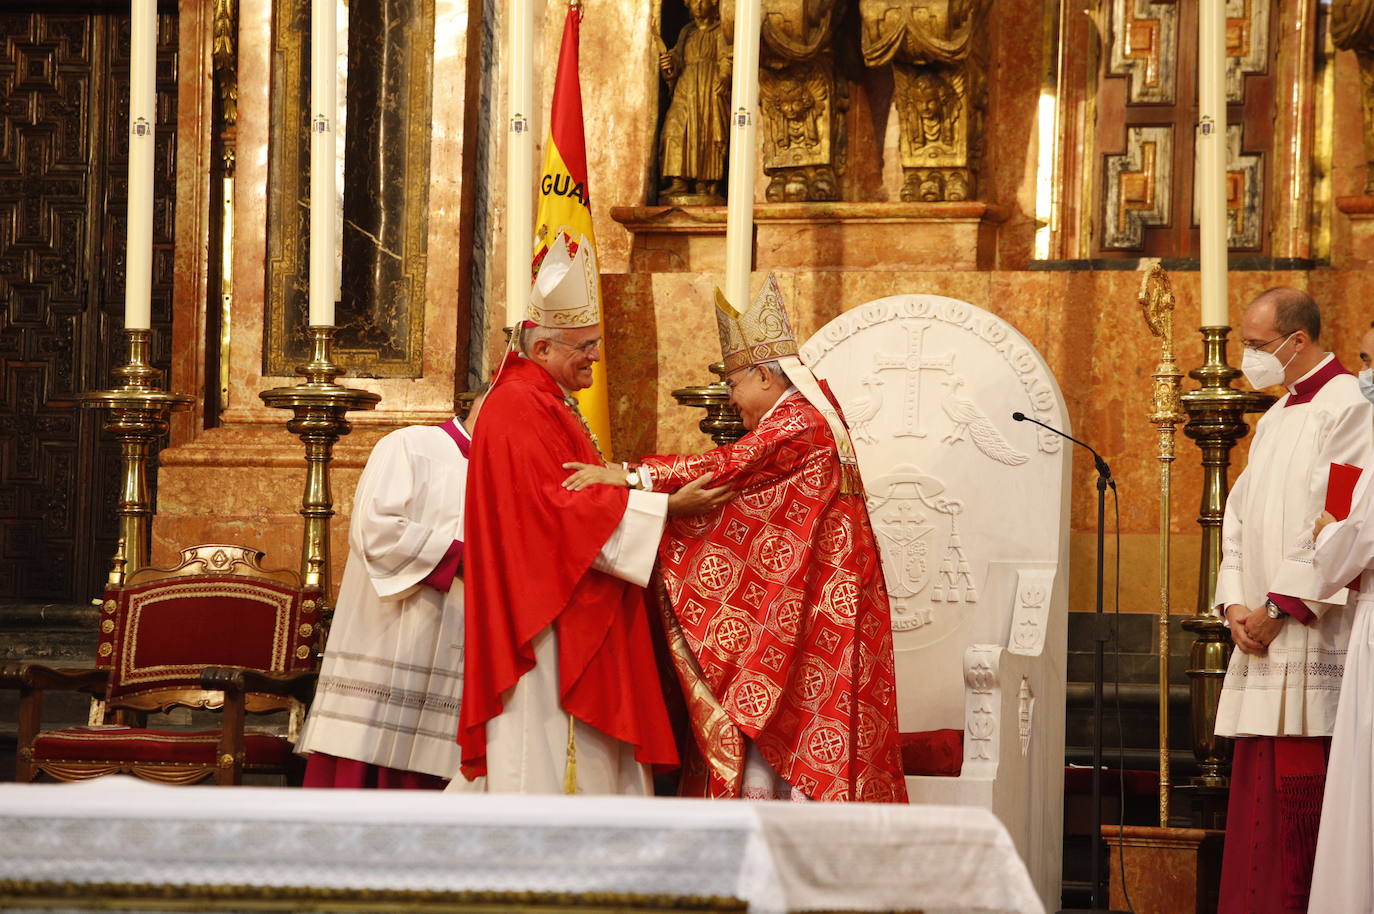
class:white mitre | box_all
[527,234,601,329]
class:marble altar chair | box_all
[800,295,1069,911]
[1,545,320,785]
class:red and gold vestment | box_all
[639,389,907,802]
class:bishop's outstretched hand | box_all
[667,474,731,516]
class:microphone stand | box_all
[1013,412,1125,914]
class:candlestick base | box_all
[76,329,195,585]
[672,362,747,445]
[260,327,380,599]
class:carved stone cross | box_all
[874,323,953,437]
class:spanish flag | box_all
[534,2,612,452]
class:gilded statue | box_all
[1332,0,1374,194]
[658,0,729,205]
[860,0,988,201]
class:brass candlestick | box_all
[1179,326,1273,788]
[261,327,380,598]
[672,362,747,445]
[1139,263,1184,825]
[77,329,195,585]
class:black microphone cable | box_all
[1111,481,1136,914]
[1013,410,1134,912]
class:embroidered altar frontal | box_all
[0,778,1044,914]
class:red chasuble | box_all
[638,389,907,802]
[457,354,677,780]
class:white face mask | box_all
[1241,333,1297,389]
[1360,368,1374,404]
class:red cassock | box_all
[457,353,678,781]
[638,389,908,802]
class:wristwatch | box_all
[1264,599,1287,620]
[624,469,642,491]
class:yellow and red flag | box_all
[534,2,611,452]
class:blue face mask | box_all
[1360,368,1374,405]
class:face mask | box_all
[1360,368,1374,405]
[1241,333,1296,389]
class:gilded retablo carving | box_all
[859,0,989,201]
[753,0,847,201]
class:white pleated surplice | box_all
[1307,467,1374,912]
[296,423,469,780]
[1212,359,1373,739]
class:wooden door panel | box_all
[0,9,176,601]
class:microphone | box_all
[1012,411,1115,488]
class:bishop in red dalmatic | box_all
[565,277,907,802]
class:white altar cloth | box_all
[0,778,1043,914]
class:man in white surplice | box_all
[1212,288,1373,914]
[296,395,485,789]
[1304,404,1374,912]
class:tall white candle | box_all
[723,0,761,314]
[504,0,535,329]
[309,0,337,327]
[1197,0,1228,327]
[124,0,156,331]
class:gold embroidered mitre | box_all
[527,234,601,329]
[715,273,799,373]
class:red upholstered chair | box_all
[1,545,321,785]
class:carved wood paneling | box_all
[0,9,177,601]
[1096,0,1273,257]
[1225,0,1270,101]
[1103,125,1173,249]
[1108,0,1180,104]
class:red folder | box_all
[1326,462,1363,521]
[1326,462,1364,592]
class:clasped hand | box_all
[1224,602,1285,655]
[561,461,731,517]
[1314,510,1337,539]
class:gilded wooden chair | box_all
[1,545,321,785]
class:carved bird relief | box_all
[843,375,884,444]
[938,377,1029,465]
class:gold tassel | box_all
[840,460,865,497]
[562,713,578,795]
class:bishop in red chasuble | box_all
[456,237,686,794]
[568,277,907,803]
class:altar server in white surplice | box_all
[1306,462,1374,912]
[1213,288,1373,914]
[297,395,485,789]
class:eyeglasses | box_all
[549,337,601,355]
[1242,332,1291,352]
[723,367,756,390]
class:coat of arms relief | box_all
[800,295,1066,640]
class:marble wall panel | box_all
[159,261,1374,606]
[155,1,1374,613]
[984,0,1049,268]
[205,0,475,429]
[473,0,1051,346]
[152,426,383,581]
[1333,43,1372,264]
[170,0,214,443]
[601,267,1374,616]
